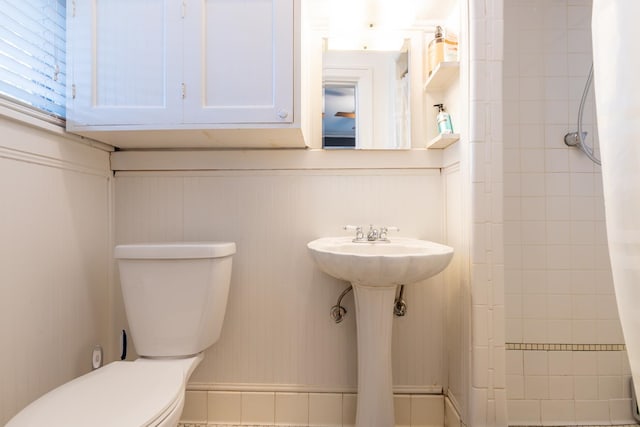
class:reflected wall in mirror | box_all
[323,84,356,148]
[322,49,410,149]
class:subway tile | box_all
[521,173,546,196]
[507,374,524,399]
[609,398,636,424]
[522,244,547,269]
[545,197,571,223]
[410,395,444,427]
[506,318,523,342]
[596,320,624,344]
[545,148,569,173]
[596,295,618,320]
[548,373,574,399]
[494,344,507,388]
[570,173,595,196]
[521,197,546,221]
[571,294,597,320]
[597,351,622,376]
[541,29,568,54]
[208,391,242,425]
[394,395,411,427]
[544,52,569,77]
[182,390,207,423]
[547,270,573,294]
[524,375,549,399]
[567,5,591,29]
[567,29,592,53]
[309,393,342,427]
[522,269,547,294]
[543,4,568,31]
[445,397,462,427]
[275,392,308,426]
[572,351,597,375]
[575,400,609,424]
[541,400,575,425]
[241,392,275,425]
[523,319,548,342]
[548,351,572,375]
[570,245,595,271]
[570,270,596,295]
[342,393,357,427]
[544,100,569,125]
[522,294,547,319]
[507,400,541,425]
[546,245,572,270]
[545,173,571,196]
[473,346,490,388]
[546,320,572,343]
[598,376,623,400]
[546,221,571,245]
[574,375,598,400]
[572,319,597,344]
[546,294,571,320]
[521,222,546,245]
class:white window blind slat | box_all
[0,0,66,119]
[0,24,66,76]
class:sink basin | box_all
[307,236,454,286]
[307,235,454,427]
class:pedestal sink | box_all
[307,236,454,427]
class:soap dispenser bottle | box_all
[434,104,454,135]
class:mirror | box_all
[308,0,460,150]
[322,48,411,149]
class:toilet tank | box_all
[114,242,235,357]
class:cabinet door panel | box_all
[68,0,182,126]
[184,0,294,124]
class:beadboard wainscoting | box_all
[0,113,113,425]
[114,168,447,391]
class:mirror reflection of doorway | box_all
[323,84,356,148]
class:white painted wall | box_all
[0,113,112,424]
[114,167,446,391]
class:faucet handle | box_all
[344,225,364,241]
[379,226,399,241]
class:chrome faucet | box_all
[366,225,379,241]
[379,226,399,241]
[344,224,399,242]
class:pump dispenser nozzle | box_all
[433,104,453,134]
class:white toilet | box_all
[7,241,236,427]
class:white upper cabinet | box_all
[183,0,294,124]
[68,0,183,126]
[66,0,306,148]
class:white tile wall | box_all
[503,0,630,424]
[468,0,507,423]
[181,391,445,427]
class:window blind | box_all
[0,0,66,119]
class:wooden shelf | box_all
[426,133,460,149]
[423,61,460,91]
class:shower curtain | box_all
[592,0,640,400]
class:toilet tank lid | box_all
[115,242,236,259]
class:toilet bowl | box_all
[7,242,235,427]
[6,354,202,427]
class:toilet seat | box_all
[6,355,202,427]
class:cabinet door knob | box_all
[277,109,289,119]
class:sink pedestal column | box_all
[352,284,396,427]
